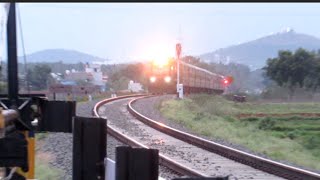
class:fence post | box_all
[73,116,106,180]
[116,146,159,180]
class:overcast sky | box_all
[2,3,320,63]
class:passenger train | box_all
[145,58,232,94]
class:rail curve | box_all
[127,95,320,180]
[93,94,206,177]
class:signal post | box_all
[176,43,183,99]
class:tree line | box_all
[264,48,320,99]
[1,48,316,98]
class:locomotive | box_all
[145,58,232,94]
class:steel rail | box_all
[93,94,206,177]
[128,96,320,180]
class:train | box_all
[145,58,232,94]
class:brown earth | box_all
[237,113,320,119]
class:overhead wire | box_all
[17,3,30,93]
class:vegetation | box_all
[15,61,85,75]
[159,94,320,170]
[0,81,7,94]
[100,56,263,93]
[264,48,320,99]
[35,133,64,180]
[35,159,63,180]
[192,94,320,114]
[106,63,147,91]
[26,64,52,90]
[35,133,48,141]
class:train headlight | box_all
[150,76,156,83]
[164,76,171,83]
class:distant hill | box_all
[200,28,320,69]
[18,49,107,64]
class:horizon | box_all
[2,3,320,63]
[17,28,320,56]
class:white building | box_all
[84,63,108,89]
[128,80,143,92]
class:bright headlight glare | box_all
[150,76,156,83]
[164,76,171,83]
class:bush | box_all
[258,117,276,130]
[304,136,320,150]
[193,112,205,121]
[287,131,297,140]
[243,117,259,122]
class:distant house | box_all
[84,62,108,91]
[128,80,143,92]
[60,80,77,86]
[50,72,63,81]
[85,62,108,82]
[63,62,108,92]
[65,71,94,82]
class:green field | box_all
[158,94,320,171]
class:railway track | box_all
[93,94,204,178]
[128,95,320,180]
[94,94,320,180]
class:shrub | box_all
[304,136,320,150]
[258,117,276,130]
[243,117,259,122]
[193,112,205,121]
[287,131,297,140]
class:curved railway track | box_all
[128,95,320,180]
[93,94,205,177]
[94,94,320,180]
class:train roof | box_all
[180,61,225,78]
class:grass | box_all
[35,133,64,180]
[191,94,320,114]
[35,133,48,141]
[158,94,320,171]
[35,158,64,180]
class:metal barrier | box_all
[105,158,166,180]
[116,146,159,180]
[73,116,106,180]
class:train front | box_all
[146,58,176,94]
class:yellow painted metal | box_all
[0,107,4,133]
[0,108,4,180]
[16,131,35,179]
[27,130,35,179]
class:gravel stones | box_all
[35,99,117,180]
[36,97,179,180]
[102,98,282,180]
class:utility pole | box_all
[176,25,183,98]
[177,25,181,88]
[176,43,180,86]
[176,43,182,98]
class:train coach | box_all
[145,58,232,94]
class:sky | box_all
[2,3,320,63]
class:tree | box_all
[264,48,316,99]
[304,52,320,93]
[26,65,52,90]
